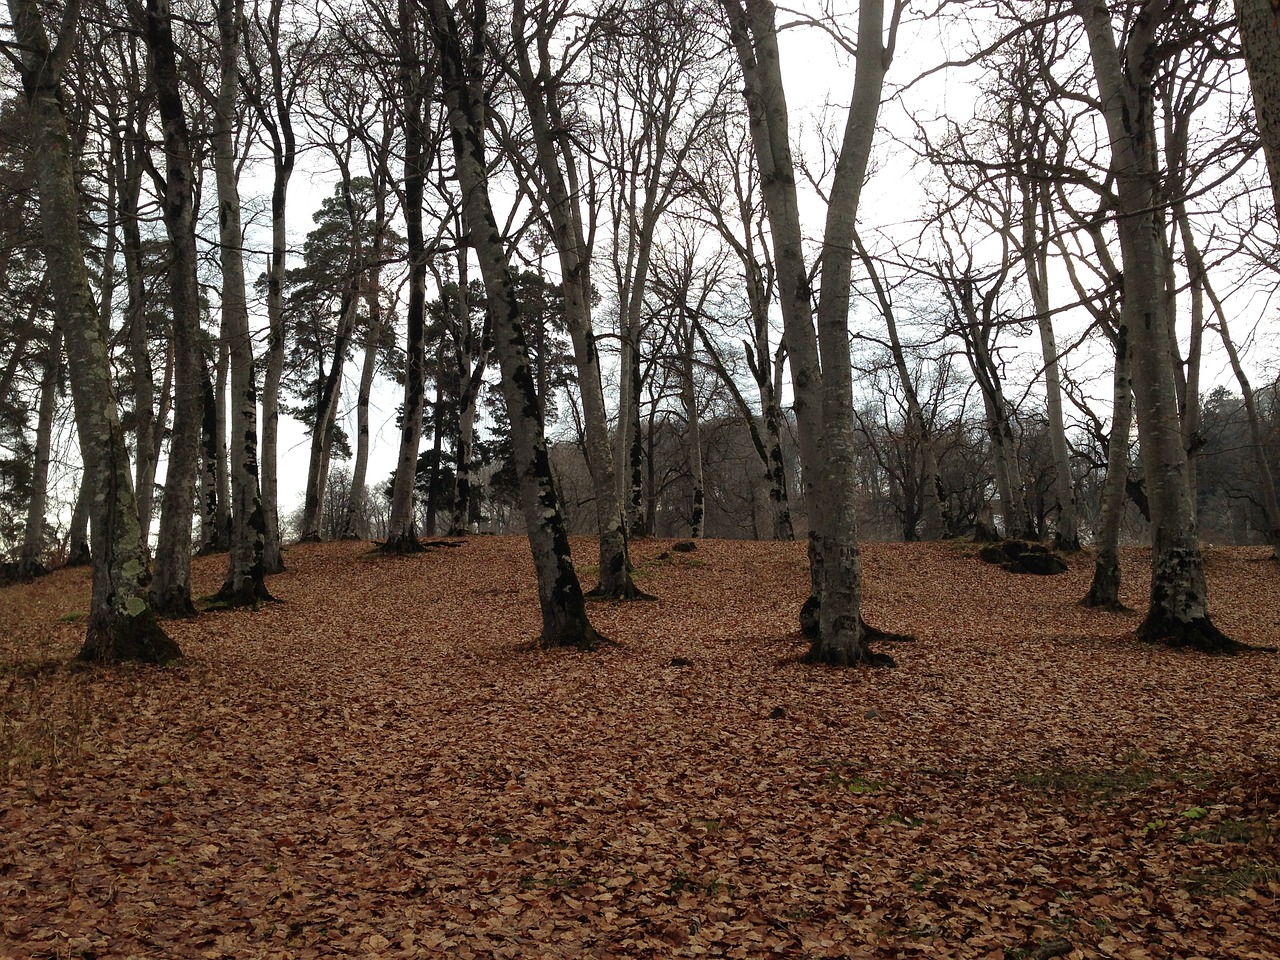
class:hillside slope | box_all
[2,538,1277,958]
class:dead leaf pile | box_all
[1,538,1277,958]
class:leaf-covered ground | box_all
[2,538,1278,959]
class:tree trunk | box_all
[382,0,430,554]
[346,266,385,540]
[450,253,487,536]
[721,0,903,665]
[198,355,223,552]
[214,335,232,543]
[1082,326,1132,608]
[1202,264,1280,558]
[1022,223,1078,548]
[251,0,298,574]
[300,289,357,541]
[18,323,60,578]
[118,120,160,541]
[508,1,644,596]
[67,468,92,567]
[682,328,705,538]
[211,0,271,606]
[1074,0,1239,652]
[146,0,209,617]
[854,231,946,539]
[1236,0,1280,222]
[424,334,447,536]
[11,0,178,662]
[428,0,602,649]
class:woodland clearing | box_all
[1,537,1277,959]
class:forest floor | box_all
[1,537,1278,960]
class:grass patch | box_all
[1,656,96,780]
[1186,861,1280,897]
[1016,763,1155,800]
[1184,819,1269,845]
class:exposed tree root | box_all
[1137,612,1277,654]
[586,580,657,601]
[1053,533,1082,553]
[78,613,182,664]
[802,643,897,668]
[295,533,323,545]
[798,597,907,667]
[377,533,428,555]
[530,622,617,652]
[207,579,275,611]
[859,617,917,645]
[150,587,198,619]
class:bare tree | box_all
[719,0,909,665]
[1236,0,1280,216]
[7,0,180,661]
[244,0,315,572]
[682,116,795,539]
[381,0,436,553]
[211,0,271,605]
[427,0,603,649]
[144,0,207,617]
[1072,0,1240,651]
[501,0,648,597]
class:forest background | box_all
[1,0,1277,566]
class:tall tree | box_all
[381,0,434,552]
[683,117,795,540]
[719,0,907,664]
[1236,0,1280,216]
[17,323,60,578]
[8,0,179,662]
[503,0,647,597]
[211,0,271,605]
[427,0,603,649]
[244,0,312,572]
[1072,0,1239,651]
[144,0,207,616]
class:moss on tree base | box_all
[377,532,428,555]
[585,580,656,601]
[78,613,182,664]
